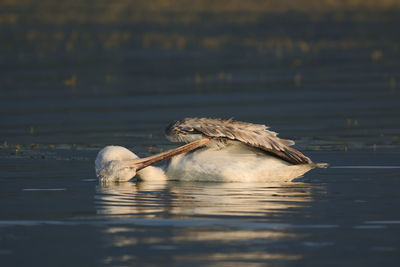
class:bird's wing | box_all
[165,117,311,165]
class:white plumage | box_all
[165,140,320,182]
[95,146,166,182]
[95,118,327,182]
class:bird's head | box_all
[95,146,139,183]
[95,138,210,183]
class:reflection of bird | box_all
[95,118,327,183]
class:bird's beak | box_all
[125,138,209,171]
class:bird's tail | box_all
[310,163,329,168]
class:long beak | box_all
[126,138,209,171]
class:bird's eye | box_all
[182,126,193,132]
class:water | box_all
[1,1,400,266]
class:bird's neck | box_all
[136,165,167,181]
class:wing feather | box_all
[165,118,312,165]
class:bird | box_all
[95,118,327,183]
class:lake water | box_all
[1,1,400,266]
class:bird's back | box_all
[166,117,312,165]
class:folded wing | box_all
[165,117,312,165]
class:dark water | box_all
[1,1,400,266]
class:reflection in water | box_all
[95,180,315,265]
[95,181,167,218]
[174,252,302,263]
[95,180,313,218]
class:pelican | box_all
[95,118,327,182]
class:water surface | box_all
[1,1,400,266]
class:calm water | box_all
[1,1,400,266]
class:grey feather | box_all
[165,117,312,165]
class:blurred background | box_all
[1,0,400,155]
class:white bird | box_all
[95,118,327,183]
